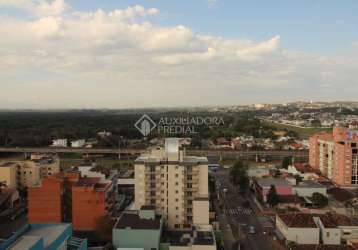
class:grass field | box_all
[263,120,332,138]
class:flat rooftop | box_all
[115,212,161,230]
[256,178,291,188]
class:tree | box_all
[281,157,292,169]
[230,160,249,193]
[311,192,328,208]
[267,185,279,207]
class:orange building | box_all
[28,175,64,223]
[309,127,358,187]
[28,170,115,231]
[72,177,113,231]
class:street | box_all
[214,168,286,250]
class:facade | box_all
[112,208,163,250]
[276,213,358,245]
[28,175,65,223]
[0,223,87,250]
[28,169,116,231]
[0,158,60,189]
[309,127,358,187]
[134,138,209,229]
[72,177,114,231]
[0,162,17,188]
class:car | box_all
[249,226,255,234]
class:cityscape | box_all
[1,1,358,250]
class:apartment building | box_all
[0,157,60,189]
[72,177,115,230]
[309,127,358,187]
[28,169,117,231]
[135,138,209,229]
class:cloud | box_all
[0,0,68,16]
[0,0,357,108]
[207,0,217,8]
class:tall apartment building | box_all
[309,127,358,187]
[135,138,209,229]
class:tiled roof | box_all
[278,213,317,228]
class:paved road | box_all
[0,147,308,158]
[215,169,286,250]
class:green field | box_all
[263,120,332,139]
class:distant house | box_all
[51,139,67,147]
[71,139,85,148]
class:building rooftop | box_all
[328,187,356,202]
[295,180,325,188]
[278,213,318,228]
[256,178,291,188]
[278,213,358,229]
[115,212,161,230]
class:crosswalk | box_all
[225,207,252,216]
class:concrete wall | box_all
[0,165,16,188]
[113,228,161,250]
[276,215,319,245]
[193,200,209,225]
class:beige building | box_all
[0,157,60,189]
[135,138,209,229]
[0,162,17,188]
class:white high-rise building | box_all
[134,138,209,229]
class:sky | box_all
[0,0,357,109]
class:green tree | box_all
[281,157,292,169]
[267,185,279,207]
[230,161,249,193]
[311,192,328,208]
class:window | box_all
[175,174,179,178]
[175,190,179,194]
[176,206,179,210]
[175,182,179,186]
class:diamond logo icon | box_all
[134,114,157,137]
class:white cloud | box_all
[0,0,68,16]
[207,0,217,8]
[0,0,357,108]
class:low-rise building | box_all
[71,139,86,148]
[276,213,358,245]
[255,178,292,202]
[112,207,163,250]
[160,224,217,250]
[51,139,68,147]
[293,180,327,197]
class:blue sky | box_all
[67,0,358,54]
[0,0,357,108]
